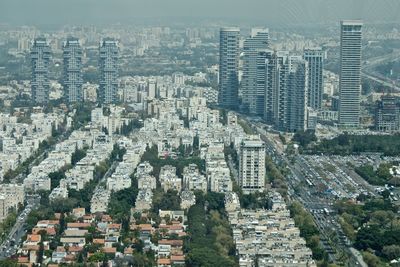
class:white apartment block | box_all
[159,165,182,192]
[138,174,157,190]
[135,162,154,177]
[239,136,266,194]
[183,164,207,193]
[107,174,131,192]
[0,184,25,222]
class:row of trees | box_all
[265,156,288,198]
[292,130,317,148]
[355,163,399,186]
[310,133,400,156]
[289,202,328,263]
[335,196,400,264]
[185,192,237,267]
[140,145,205,178]
[0,210,17,243]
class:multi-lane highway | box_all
[362,49,400,92]
[0,195,41,260]
[240,115,369,266]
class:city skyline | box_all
[0,3,400,267]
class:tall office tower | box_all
[264,52,309,132]
[219,27,240,109]
[339,20,363,128]
[304,48,323,110]
[99,38,119,104]
[288,59,309,132]
[31,38,51,104]
[242,28,270,115]
[264,51,290,129]
[239,137,266,194]
[63,37,83,103]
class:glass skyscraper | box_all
[31,38,51,104]
[218,27,240,109]
[99,38,119,104]
[63,37,83,103]
[339,20,363,128]
[304,48,323,110]
[242,28,270,115]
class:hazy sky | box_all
[0,0,399,27]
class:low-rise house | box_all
[72,208,86,219]
[60,237,86,247]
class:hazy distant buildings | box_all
[218,27,240,109]
[31,38,51,104]
[63,37,83,103]
[242,28,270,115]
[239,137,265,194]
[339,20,363,128]
[99,38,119,104]
[375,95,400,132]
[304,48,323,110]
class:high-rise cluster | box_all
[220,27,325,132]
[31,37,120,105]
[219,22,362,132]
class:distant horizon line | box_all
[0,17,398,30]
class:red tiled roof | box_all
[124,247,134,254]
[135,224,153,231]
[157,258,171,265]
[26,234,41,243]
[23,244,40,251]
[32,227,56,236]
[103,247,117,254]
[56,246,66,252]
[102,214,113,222]
[18,256,29,263]
[68,246,84,252]
[67,222,91,228]
[107,223,121,229]
[158,239,183,247]
[171,255,185,262]
[37,220,60,225]
[93,239,105,244]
